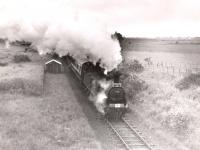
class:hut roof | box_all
[45,59,62,65]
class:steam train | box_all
[64,55,128,117]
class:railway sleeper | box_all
[128,147,150,150]
[128,143,146,146]
[120,136,137,138]
[122,138,141,142]
[118,132,136,136]
[118,127,138,131]
[125,140,144,143]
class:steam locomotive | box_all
[64,55,128,117]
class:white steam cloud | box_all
[89,79,112,114]
[0,0,122,70]
[5,40,10,49]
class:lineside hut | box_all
[45,59,64,73]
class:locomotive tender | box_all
[65,55,128,116]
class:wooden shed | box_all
[45,59,63,73]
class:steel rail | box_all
[106,117,156,150]
[106,119,130,150]
[122,117,154,150]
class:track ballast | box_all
[107,117,158,150]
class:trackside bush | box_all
[175,73,200,90]
[0,62,8,67]
[0,78,43,96]
[122,74,148,102]
[14,54,31,63]
[118,59,147,102]
[119,59,144,73]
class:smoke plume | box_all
[0,0,122,71]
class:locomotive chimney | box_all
[113,69,121,83]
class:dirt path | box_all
[41,72,104,150]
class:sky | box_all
[0,0,200,37]
[67,0,200,37]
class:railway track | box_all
[107,117,158,150]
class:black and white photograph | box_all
[0,0,200,150]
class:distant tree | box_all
[111,32,125,49]
[115,32,124,42]
[52,53,59,59]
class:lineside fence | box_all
[142,61,200,76]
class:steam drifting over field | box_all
[0,0,122,71]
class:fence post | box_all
[43,65,45,96]
[153,64,154,72]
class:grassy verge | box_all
[43,74,102,150]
